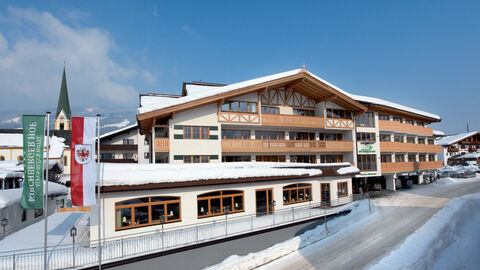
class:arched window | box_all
[115,196,181,230]
[17,155,23,161]
[283,183,312,205]
[197,190,244,218]
[0,156,5,161]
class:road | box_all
[260,180,480,270]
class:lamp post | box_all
[160,215,165,249]
[70,226,77,269]
[1,218,7,238]
[223,207,229,236]
[56,200,60,211]
[272,200,276,226]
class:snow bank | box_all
[369,193,480,270]
[0,182,68,209]
[434,177,458,185]
[205,200,377,270]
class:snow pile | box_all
[46,135,66,159]
[101,162,326,186]
[205,200,377,270]
[337,166,360,175]
[0,182,68,209]
[434,177,458,185]
[369,193,480,270]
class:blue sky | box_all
[0,1,478,134]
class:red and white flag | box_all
[71,117,97,206]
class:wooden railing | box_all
[261,114,325,128]
[154,138,170,152]
[222,139,354,153]
[380,142,442,153]
[325,118,354,129]
[378,120,433,136]
[381,161,443,173]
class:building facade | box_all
[436,131,480,165]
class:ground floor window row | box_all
[114,182,349,231]
[223,155,344,163]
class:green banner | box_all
[20,115,45,210]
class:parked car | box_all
[456,168,476,178]
[439,170,457,178]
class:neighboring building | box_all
[99,124,140,163]
[136,68,443,191]
[436,131,480,165]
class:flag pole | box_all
[44,112,50,270]
[96,114,102,269]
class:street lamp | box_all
[70,226,77,269]
[223,206,229,236]
[160,215,165,249]
[271,200,276,226]
[56,200,60,211]
[1,218,8,238]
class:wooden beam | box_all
[322,95,337,102]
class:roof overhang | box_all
[368,104,441,123]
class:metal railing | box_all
[0,196,353,270]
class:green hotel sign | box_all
[358,142,376,153]
[20,115,45,210]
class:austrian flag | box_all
[71,117,97,206]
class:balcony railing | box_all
[261,114,325,128]
[222,139,354,153]
[378,120,433,136]
[380,142,442,153]
[154,138,169,152]
[381,161,443,173]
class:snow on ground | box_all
[433,177,459,185]
[369,192,480,270]
[0,211,87,252]
[205,200,378,270]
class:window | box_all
[0,156,4,161]
[115,196,181,230]
[407,137,416,144]
[261,106,279,114]
[184,126,209,139]
[337,182,348,197]
[155,128,168,138]
[289,132,315,140]
[325,133,343,141]
[380,134,391,142]
[427,138,435,145]
[378,115,390,121]
[394,135,404,142]
[63,156,68,166]
[405,119,414,125]
[144,152,150,159]
[381,154,392,163]
[356,133,376,142]
[419,154,427,162]
[357,155,377,171]
[320,155,343,163]
[429,154,436,161]
[100,153,114,159]
[222,129,251,139]
[221,101,257,113]
[34,209,43,218]
[123,153,133,159]
[222,156,251,162]
[255,130,285,140]
[22,210,26,222]
[123,139,134,145]
[355,112,375,127]
[408,154,416,162]
[293,108,315,117]
[283,184,312,205]
[17,155,23,161]
[183,155,210,163]
[395,154,405,162]
[256,155,286,162]
[326,108,352,119]
[417,122,425,127]
[197,190,244,218]
[393,117,403,123]
[418,138,426,144]
[290,155,316,163]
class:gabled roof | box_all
[137,69,368,128]
[436,131,480,146]
[100,124,138,140]
[55,67,71,122]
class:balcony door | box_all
[321,183,331,206]
[256,188,274,216]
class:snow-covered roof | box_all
[436,131,479,146]
[455,152,480,160]
[0,133,23,147]
[350,94,441,120]
[0,134,65,159]
[433,130,445,136]
[100,162,357,187]
[0,182,68,209]
[137,69,440,121]
[140,95,181,107]
[100,124,137,139]
[0,161,23,172]
[0,168,23,179]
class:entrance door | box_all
[321,183,331,206]
[256,189,274,216]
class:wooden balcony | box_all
[325,118,354,129]
[378,120,433,136]
[261,114,324,128]
[154,138,169,152]
[218,112,260,124]
[222,139,354,153]
[380,142,442,153]
[381,161,443,173]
